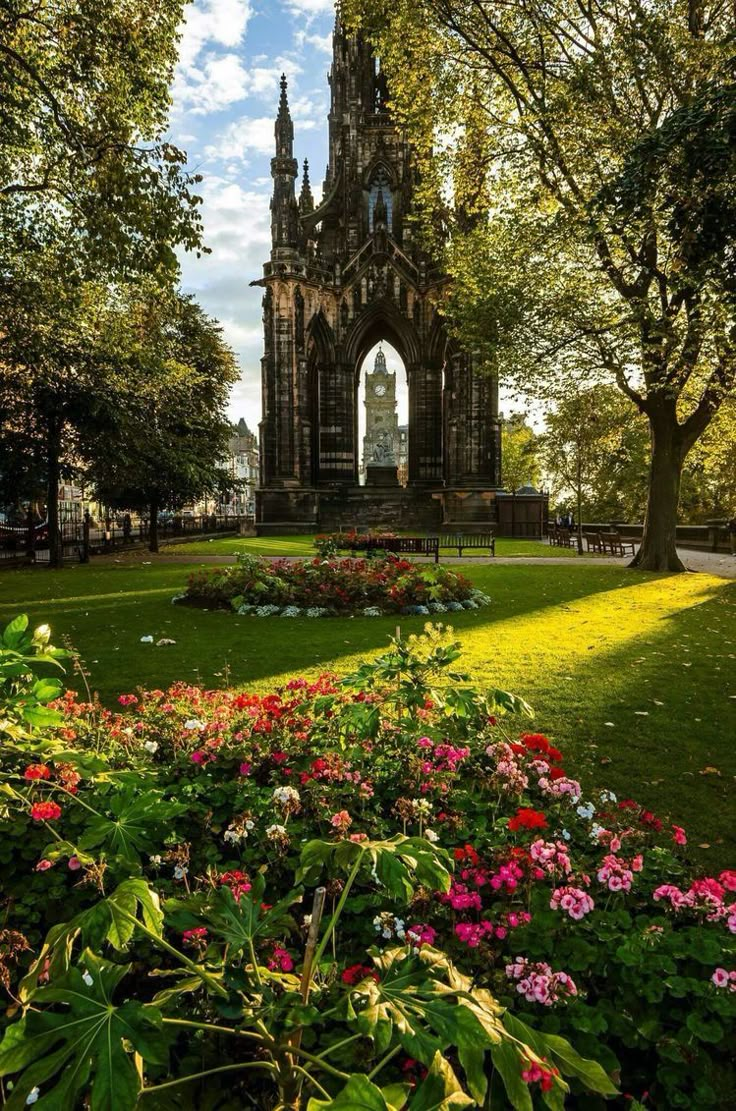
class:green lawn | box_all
[1,560,734,864]
[166,534,578,558]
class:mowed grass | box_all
[1,560,734,865]
[167,534,578,558]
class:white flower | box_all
[26,1089,40,1106]
[272,786,300,807]
[412,798,432,818]
[561,829,572,842]
[82,970,94,987]
[424,828,439,843]
[224,830,241,844]
[173,865,189,880]
[143,741,159,754]
[150,855,162,866]
[266,824,288,839]
[600,789,618,804]
[245,820,255,831]
[590,824,606,843]
[139,635,154,644]
[576,802,595,820]
[184,719,205,731]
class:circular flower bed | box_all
[181,552,491,617]
[0,620,734,1109]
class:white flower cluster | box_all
[273,786,300,808]
[266,823,288,841]
[373,913,406,940]
[224,819,255,845]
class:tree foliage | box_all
[344,0,736,570]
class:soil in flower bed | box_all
[179,553,491,617]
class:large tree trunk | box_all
[46,418,63,570]
[148,495,160,554]
[631,409,686,572]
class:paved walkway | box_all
[100,546,736,579]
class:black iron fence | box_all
[0,515,250,565]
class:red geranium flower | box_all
[24,764,51,781]
[30,801,62,822]
[508,807,548,832]
[341,963,379,986]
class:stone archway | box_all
[254,18,503,534]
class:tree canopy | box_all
[344,0,736,570]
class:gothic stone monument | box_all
[254,13,502,534]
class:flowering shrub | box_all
[0,618,734,1108]
[182,551,490,617]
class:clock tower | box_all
[363,347,401,486]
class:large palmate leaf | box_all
[409,1052,475,1111]
[298,836,451,901]
[352,947,499,1064]
[202,873,301,957]
[0,951,168,1110]
[307,1074,404,1111]
[19,880,163,1001]
[78,788,187,863]
[502,1013,619,1101]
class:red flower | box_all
[454,844,480,866]
[508,807,548,832]
[24,764,51,781]
[341,963,379,986]
[30,801,62,822]
[548,767,566,781]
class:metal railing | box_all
[1,514,251,565]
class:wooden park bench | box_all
[439,533,496,558]
[361,535,441,563]
[600,531,637,557]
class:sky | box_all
[169,0,411,438]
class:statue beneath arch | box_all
[253,13,503,533]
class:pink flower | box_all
[239,762,252,776]
[268,946,294,973]
[672,825,687,846]
[191,751,205,764]
[330,810,352,833]
[68,856,82,871]
[506,958,577,1005]
[712,967,731,989]
[118,694,138,707]
[30,801,62,822]
[406,923,436,948]
[35,859,54,872]
[550,886,594,920]
[182,927,208,945]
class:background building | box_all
[362,348,400,479]
[220,418,259,518]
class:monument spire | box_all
[270,74,299,252]
[299,158,314,215]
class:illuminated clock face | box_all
[374,383,387,397]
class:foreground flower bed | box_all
[181,552,490,617]
[0,617,734,1108]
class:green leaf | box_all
[78,789,187,863]
[540,1032,618,1096]
[409,1052,474,1111]
[0,951,167,1110]
[381,1084,410,1111]
[19,880,163,1000]
[2,614,29,649]
[308,1074,392,1111]
[685,1013,724,1043]
[31,679,64,704]
[204,876,299,956]
[490,1041,534,1111]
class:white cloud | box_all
[284,0,335,16]
[205,116,276,159]
[177,0,253,69]
[175,52,251,114]
[294,29,333,55]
